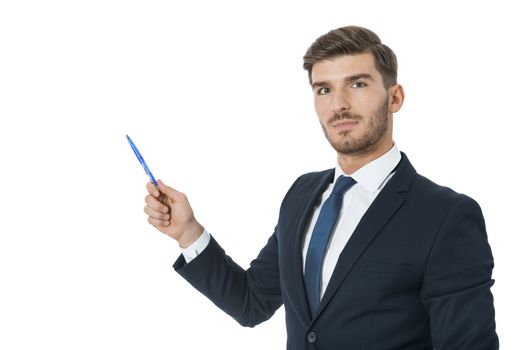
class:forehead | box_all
[311,53,380,84]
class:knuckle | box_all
[150,218,161,226]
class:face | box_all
[311,53,397,156]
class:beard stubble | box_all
[322,98,390,156]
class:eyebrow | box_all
[311,73,375,89]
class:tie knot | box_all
[331,175,356,197]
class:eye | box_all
[316,87,330,95]
[351,81,367,88]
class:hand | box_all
[144,179,204,248]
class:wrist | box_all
[177,220,204,249]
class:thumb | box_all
[157,179,178,198]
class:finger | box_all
[146,182,160,197]
[158,192,169,206]
[145,194,170,213]
[148,216,170,227]
[144,205,170,220]
[157,179,178,198]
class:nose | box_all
[331,90,350,116]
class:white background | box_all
[0,0,523,348]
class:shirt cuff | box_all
[181,228,210,263]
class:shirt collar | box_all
[334,143,402,194]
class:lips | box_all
[333,120,358,131]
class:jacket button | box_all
[307,331,317,343]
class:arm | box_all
[175,232,283,327]
[144,180,283,327]
[421,196,499,349]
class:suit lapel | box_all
[288,170,334,323]
[312,154,416,322]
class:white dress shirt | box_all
[301,144,401,297]
[182,145,402,299]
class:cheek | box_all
[354,94,374,109]
[314,98,330,122]
[313,97,321,113]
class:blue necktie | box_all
[304,175,356,314]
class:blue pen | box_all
[126,135,159,189]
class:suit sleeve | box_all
[173,232,283,327]
[421,195,499,349]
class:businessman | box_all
[144,26,498,349]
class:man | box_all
[144,26,498,349]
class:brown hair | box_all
[303,26,398,88]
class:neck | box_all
[337,139,394,175]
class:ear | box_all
[388,84,405,113]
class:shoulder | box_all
[294,169,333,187]
[394,154,483,217]
[278,169,332,206]
[408,172,483,221]
[412,172,466,200]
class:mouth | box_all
[332,120,359,132]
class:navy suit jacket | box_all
[174,154,498,349]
